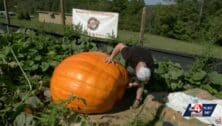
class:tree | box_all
[111,0,128,13]
[117,0,145,31]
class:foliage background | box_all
[2,0,222,45]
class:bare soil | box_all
[87,88,213,126]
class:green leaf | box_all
[201,84,218,94]
[169,69,183,80]
[215,92,222,99]
[49,61,59,67]
[174,63,181,68]
[26,60,34,66]
[163,73,170,79]
[34,55,42,61]
[81,121,90,126]
[155,63,167,74]
[170,81,183,90]
[18,53,25,58]
[62,44,70,50]
[171,82,178,90]
[13,112,36,126]
[24,96,43,109]
[28,49,38,55]
[1,46,10,56]
[208,71,222,85]
[192,70,206,81]
[12,103,26,119]
[41,62,50,72]
[47,51,56,57]
[0,53,5,59]
[31,64,39,71]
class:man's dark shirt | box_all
[121,46,154,73]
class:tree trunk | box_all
[60,0,65,26]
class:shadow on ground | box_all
[110,88,137,113]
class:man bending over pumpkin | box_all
[105,43,154,109]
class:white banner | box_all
[72,9,119,39]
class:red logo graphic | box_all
[192,103,203,113]
[87,17,100,31]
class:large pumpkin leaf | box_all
[13,112,35,126]
[208,71,222,85]
[169,69,183,80]
[191,70,206,81]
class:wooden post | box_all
[197,0,204,31]
[139,7,147,46]
[3,0,10,32]
[60,0,65,26]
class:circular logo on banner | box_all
[87,17,100,31]
[192,103,203,113]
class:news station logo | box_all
[183,103,217,117]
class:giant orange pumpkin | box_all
[50,52,129,114]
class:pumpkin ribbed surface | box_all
[50,52,128,114]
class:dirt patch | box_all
[86,88,210,126]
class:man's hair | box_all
[136,67,151,82]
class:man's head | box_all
[136,66,151,82]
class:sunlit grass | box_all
[1,17,222,59]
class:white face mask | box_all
[136,67,151,82]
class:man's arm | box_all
[105,43,126,63]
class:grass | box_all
[119,30,222,59]
[0,17,65,34]
[1,17,222,59]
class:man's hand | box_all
[105,56,114,64]
[127,82,139,88]
[104,43,126,64]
